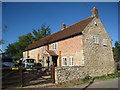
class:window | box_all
[103,39,108,46]
[93,36,99,44]
[69,56,74,66]
[62,57,67,66]
[94,21,97,26]
[52,43,57,50]
[40,47,44,53]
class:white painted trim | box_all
[62,56,67,66]
[103,38,108,46]
[52,42,57,50]
[68,56,74,66]
[93,35,99,44]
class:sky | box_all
[2,2,118,51]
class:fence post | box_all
[51,65,55,83]
[19,66,23,87]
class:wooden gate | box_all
[2,65,55,89]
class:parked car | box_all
[19,58,35,68]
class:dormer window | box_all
[93,35,99,44]
[52,43,57,50]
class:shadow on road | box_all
[82,77,95,90]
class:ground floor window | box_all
[62,56,74,66]
[62,56,67,66]
[69,56,74,66]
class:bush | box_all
[82,74,92,82]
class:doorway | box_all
[52,56,58,67]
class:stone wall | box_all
[82,17,115,76]
[55,66,85,84]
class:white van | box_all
[20,58,35,68]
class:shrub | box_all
[82,74,92,82]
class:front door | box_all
[52,56,58,67]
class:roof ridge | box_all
[32,17,93,43]
[25,16,94,51]
[65,17,94,29]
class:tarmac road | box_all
[78,78,119,89]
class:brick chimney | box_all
[62,23,66,30]
[91,7,99,18]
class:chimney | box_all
[62,23,66,30]
[91,7,99,18]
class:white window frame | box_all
[62,56,67,66]
[52,43,57,50]
[103,39,108,46]
[40,47,44,53]
[69,56,74,66]
[93,35,99,44]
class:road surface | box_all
[76,78,119,88]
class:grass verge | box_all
[94,72,120,80]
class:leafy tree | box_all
[113,41,120,62]
[113,41,120,70]
[32,24,51,41]
[5,25,51,60]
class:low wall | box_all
[55,66,85,84]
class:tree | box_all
[0,40,5,53]
[5,25,51,60]
[32,24,51,41]
[113,41,120,70]
[113,41,120,62]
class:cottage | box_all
[23,7,115,77]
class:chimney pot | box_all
[62,23,66,30]
[91,7,99,18]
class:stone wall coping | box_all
[55,66,85,70]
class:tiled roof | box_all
[46,50,58,56]
[25,17,94,51]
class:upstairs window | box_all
[103,39,108,46]
[94,21,97,26]
[93,36,99,44]
[52,43,57,50]
[69,56,74,66]
[62,57,67,66]
[40,47,44,53]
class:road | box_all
[23,78,119,88]
[76,78,119,89]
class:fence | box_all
[2,65,55,89]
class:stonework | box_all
[55,66,85,84]
[82,17,115,76]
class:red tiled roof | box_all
[25,17,94,51]
[46,50,58,56]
